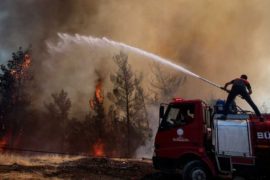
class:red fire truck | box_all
[153,98,270,180]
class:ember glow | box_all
[0,137,7,153]
[0,130,11,153]
[10,53,32,79]
[22,54,31,69]
[21,54,31,78]
[92,139,105,157]
[10,70,17,76]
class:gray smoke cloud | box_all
[1,0,270,113]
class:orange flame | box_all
[95,80,104,103]
[92,139,105,157]
[10,54,31,79]
[89,79,104,110]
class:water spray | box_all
[48,33,226,92]
[198,77,222,89]
[102,36,225,92]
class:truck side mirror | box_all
[159,105,164,119]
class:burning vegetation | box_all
[89,78,104,110]
[0,47,33,152]
[0,134,8,153]
[0,48,165,159]
[92,138,105,157]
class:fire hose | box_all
[198,76,245,99]
[197,76,251,114]
[198,76,230,93]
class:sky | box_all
[1,0,270,112]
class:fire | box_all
[10,70,17,76]
[95,80,104,103]
[21,54,31,77]
[89,79,104,110]
[10,53,31,79]
[92,139,105,157]
[22,54,31,69]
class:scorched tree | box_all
[0,47,33,146]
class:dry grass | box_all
[0,172,60,180]
[0,153,155,179]
[0,153,82,166]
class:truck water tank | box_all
[213,115,252,157]
[214,99,225,114]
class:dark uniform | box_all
[223,77,262,118]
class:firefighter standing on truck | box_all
[221,74,263,121]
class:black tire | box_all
[233,176,246,180]
[182,160,211,180]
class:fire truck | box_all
[152,98,270,180]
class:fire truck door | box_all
[157,103,201,157]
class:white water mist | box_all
[48,33,201,79]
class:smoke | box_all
[1,1,269,103]
[1,0,270,156]
[38,34,118,116]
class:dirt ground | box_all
[0,154,183,180]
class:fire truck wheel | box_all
[182,160,210,180]
[233,176,246,180]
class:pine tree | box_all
[44,89,71,151]
[149,62,186,104]
[89,77,106,139]
[108,51,150,157]
[47,89,71,120]
[133,74,149,129]
[0,47,33,144]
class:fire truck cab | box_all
[153,98,270,180]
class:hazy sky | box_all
[1,0,270,112]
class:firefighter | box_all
[221,74,263,121]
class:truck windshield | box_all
[160,103,195,129]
